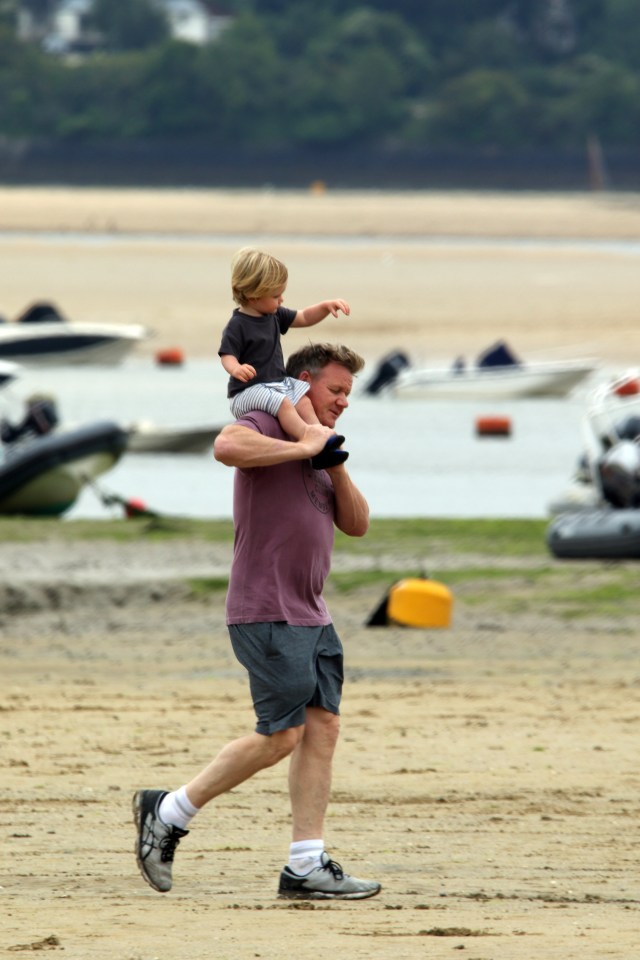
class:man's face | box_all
[302,362,353,429]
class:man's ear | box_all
[297,370,312,384]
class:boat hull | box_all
[0,451,119,515]
[547,508,640,559]
[0,359,21,387]
[394,360,597,400]
[0,322,148,366]
[126,424,221,454]
[0,421,128,515]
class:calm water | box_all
[4,357,608,521]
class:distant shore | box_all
[2,185,640,237]
[1,186,639,366]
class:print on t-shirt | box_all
[302,463,333,514]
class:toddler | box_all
[218,248,350,468]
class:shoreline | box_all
[2,186,640,238]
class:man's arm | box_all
[214,421,329,469]
[327,463,369,537]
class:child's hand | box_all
[325,299,350,318]
[233,363,257,382]
[292,300,351,329]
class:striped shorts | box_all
[230,376,310,418]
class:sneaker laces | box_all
[159,828,183,863]
[322,857,345,881]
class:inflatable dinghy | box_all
[546,508,640,560]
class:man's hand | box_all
[298,423,336,459]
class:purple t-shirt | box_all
[225,411,335,626]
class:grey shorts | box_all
[228,621,344,736]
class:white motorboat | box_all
[547,372,640,558]
[0,359,21,388]
[550,371,640,512]
[126,421,222,454]
[0,302,149,366]
[364,342,598,400]
[393,357,598,400]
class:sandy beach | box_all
[0,186,639,366]
[2,528,640,959]
[2,188,640,958]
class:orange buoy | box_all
[475,415,512,437]
[155,347,185,366]
[124,497,148,518]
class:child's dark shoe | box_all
[311,435,348,470]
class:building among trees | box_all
[16,0,232,54]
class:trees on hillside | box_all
[0,0,638,150]
[87,0,170,51]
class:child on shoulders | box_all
[218,248,350,469]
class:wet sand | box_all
[2,532,640,959]
[0,187,639,366]
[2,188,640,958]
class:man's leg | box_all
[280,707,381,900]
[288,707,339,841]
[187,727,302,807]
[133,726,302,893]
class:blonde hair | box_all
[231,248,288,305]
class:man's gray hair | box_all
[286,343,365,379]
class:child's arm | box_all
[291,299,350,328]
[220,353,256,382]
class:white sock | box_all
[159,786,199,830]
[288,839,324,875]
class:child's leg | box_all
[294,396,345,450]
[277,398,314,441]
[278,396,348,467]
[278,391,348,466]
[295,395,320,426]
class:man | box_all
[132,342,381,901]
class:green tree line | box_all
[1,0,639,149]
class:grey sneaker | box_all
[278,852,381,900]
[132,789,188,893]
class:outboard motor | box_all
[16,301,65,324]
[476,340,521,369]
[598,440,640,508]
[615,415,640,442]
[363,350,410,395]
[1,397,59,445]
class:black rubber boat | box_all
[0,419,128,515]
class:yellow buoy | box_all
[387,578,453,628]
